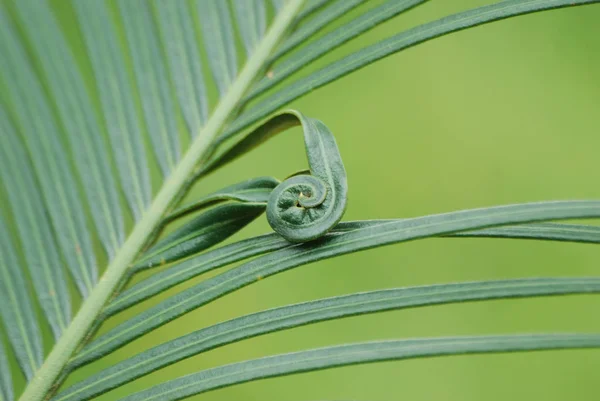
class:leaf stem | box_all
[18,2,305,400]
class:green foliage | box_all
[134,203,266,270]
[55,278,600,401]
[262,111,348,242]
[0,1,598,401]
[108,334,600,401]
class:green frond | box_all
[249,0,426,101]
[198,1,239,94]
[222,0,599,142]
[0,216,43,380]
[73,0,153,221]
[119,0,181,176]
[0,337,12,401]
[1,1,598,400]
[0,113,70,339]
[96,221,600,325]
[72,200,600,368]
[55,278,600,401]
[121,334,600,401]
[1,5,98,297]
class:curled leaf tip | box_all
[266,111,347,242]
[199,110,347,243]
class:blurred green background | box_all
[7,0,600,400]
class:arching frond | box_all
[0,1,597,400]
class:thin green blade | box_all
[254,0,410,100]
[269,0,366,61]
[223,0,599,141]
[0,111,71,339]
[166,176,279,223]
[154,0,209,137]
[0,216,43,381]
[57,278,600,401]
[232,0,267,55]
[198,0,238,95]
[13,0,125,259]
[119,0,180,177]
[0,336,12,401]
[118,334,600,401]
[133,203,267,271]
[452,223,600,243]
[73,200,600,365]
[0,8,97,296]
[102,233,290,319]
[73,0,152,221]
[296,0,330,21]
[99,221,600,321]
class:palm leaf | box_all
[222,0,600,141]
[154,0,209,137]
[113,334,600,401]
[1,5,98,297]
[12,0,126,260]
[268,0,367,62]
[1,1,598,400]
[119,0,181,176]
[71,0,151,222]
[0,216,43,381]
[56,278,600,401]
[92,222,600,322]
[1,112,70,340]
[248,0,426,101]
[66,200,600,369]
[0,335,13,401]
